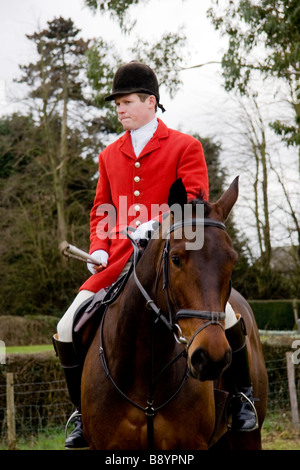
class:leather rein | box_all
[99,217,227,450]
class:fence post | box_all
[286,352,299,428]
[293,299,298,324]
[6,372,17,450]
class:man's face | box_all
[115,93,156,131]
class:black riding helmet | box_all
[105,61,166,112]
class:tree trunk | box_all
[56,75,69,241]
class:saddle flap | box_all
[73,288,107,333]
[208,388,229,447]
[73,265,133,337]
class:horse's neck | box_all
[106,249,176,384]
[116,241,161,341]
[117,275,168,352]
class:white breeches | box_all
[57,261,132,343]
[57,290,95,342]
[225,302,238,329]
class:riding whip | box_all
[59,241,101,265]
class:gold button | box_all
[134,176,140,183]
[134,205,140,212]
[135,162,141,168]
[134,190,140,196]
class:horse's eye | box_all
[171,255,181,267]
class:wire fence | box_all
[268,358,291,410]
[0,358,299,443]
[0,378,73,440]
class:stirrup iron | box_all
[65,409,82,440]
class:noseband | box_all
[126,217,227,349]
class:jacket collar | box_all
[119,118,169,160]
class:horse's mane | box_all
[188,190,211,217]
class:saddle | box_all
[72,264,133,358]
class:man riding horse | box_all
[53,61,258,449]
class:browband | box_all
[167,218,226,237]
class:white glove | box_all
[87,249,109,275]
[131,220,159,242]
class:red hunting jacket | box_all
[80,119,209,293]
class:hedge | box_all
[0,315,59,346]
[249,300,299,331]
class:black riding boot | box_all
[224,317,258,432]
[53,334,88,449]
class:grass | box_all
[261,411,300,450]
[0,428,65,451]
[6,344,53,354]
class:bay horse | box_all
[80,177,268,450]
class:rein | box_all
[99,217,227,450]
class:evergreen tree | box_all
[17,17,94,241]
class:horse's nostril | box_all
[191,348,208,371]
[190,347,232,381]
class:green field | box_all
[6,344,53,354]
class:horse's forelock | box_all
[189,192,211,217]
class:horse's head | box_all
[155,177,239,381]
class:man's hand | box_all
[131,220,159,243]
[87,250,109,274]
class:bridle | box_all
[99,216,229,450]
[127,217,228,349]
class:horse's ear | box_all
[168,178,187,210]
[216,176,239,221]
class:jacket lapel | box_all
[119,132,136,160]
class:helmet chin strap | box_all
[158,103,166,113]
